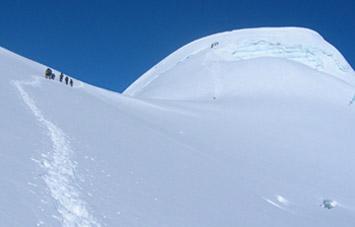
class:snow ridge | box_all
[124,27,354,97]
[13,77,101,227]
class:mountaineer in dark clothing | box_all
[51,73,56,80]
[65,76,69,85]
[70,79,73,87]
[45,68,52,79]
[59,73,64,82]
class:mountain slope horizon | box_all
[124,27,354,100]
[1,27,355,227]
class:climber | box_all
[45,68,52,79]
[65,76,69,85]
[59,73,64,82]
[210,42,219,48]
[70,79,73,87]
[51,73,56,80]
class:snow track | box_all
[13,77,101,227]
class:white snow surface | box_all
[1,27,355,227]
[124,27,354,99]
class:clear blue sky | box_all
[0,0,354,92]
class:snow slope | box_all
[124,27,354,99]
[1,27,355,227]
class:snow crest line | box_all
[13,77,101,227]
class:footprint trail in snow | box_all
[13,77,101,227]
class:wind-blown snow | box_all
[1,27,355,227]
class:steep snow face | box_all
[124,27,354,99]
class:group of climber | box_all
[210,42,219,48]
[45,68,74,87]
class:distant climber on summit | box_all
[59,73,64,82]
[65,76,69,85]
[210,42,219,48]
[70,79,73,87]
[45,68,52,79]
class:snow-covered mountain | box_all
[1,27,355,227]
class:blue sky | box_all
[0,0,354,92]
